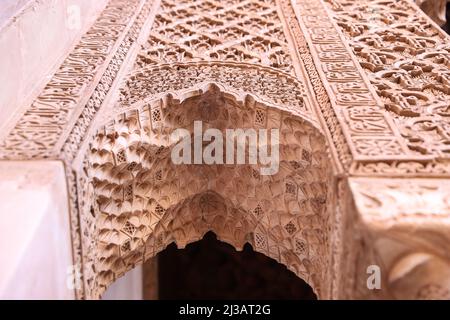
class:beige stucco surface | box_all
[102,266,143,300]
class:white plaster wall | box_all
[0,0,108,136]
[0,161,74,299]
[102,266,143,300]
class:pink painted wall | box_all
[0,161,74,299]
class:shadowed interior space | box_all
[156,232,317,300]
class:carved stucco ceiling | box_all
[81,83,332,299]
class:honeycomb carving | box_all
[82,85,333,299]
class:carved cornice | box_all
[350,159,450,177]
[349,177,450,224]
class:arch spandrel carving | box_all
[0,0,449,299]
[116,62,316,123]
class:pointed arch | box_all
[78,62,334,299]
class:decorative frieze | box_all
[0,0,144,159]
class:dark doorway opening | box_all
[156,232,317,300]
